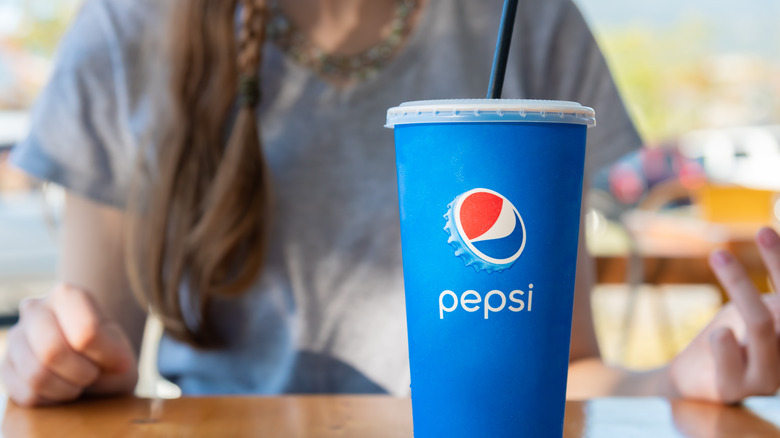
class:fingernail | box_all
[758,227,780,249]
[711,250,732,267]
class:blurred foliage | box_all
[595,20,780,144]
[0,1,80,108]
[597,20,713,143]
[2,1,80,55]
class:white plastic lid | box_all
[385,99,596,128]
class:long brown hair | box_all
[127,0,271,347]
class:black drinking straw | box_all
[487,0,520,99]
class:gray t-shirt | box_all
[11,0,641,396]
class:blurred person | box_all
[2,0,779,407]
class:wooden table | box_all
[595,210,771,295]
[2,395,780,437]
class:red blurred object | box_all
[609,163,645,205]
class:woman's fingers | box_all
[48,285,133,373]
[1,351,53,407]
[756,227,780,295]
[2,284,138,407]
[18,298,100,387]
[6,326,83,402]
[709,327,745,404]
[709,250,780,395]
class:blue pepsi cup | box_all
[385,100,596,437]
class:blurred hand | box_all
[1,284,137,407]
[668,227,780,404]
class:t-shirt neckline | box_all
[267,0,435,101]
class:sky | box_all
[574,0,780,58]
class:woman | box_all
[3,0,780,405]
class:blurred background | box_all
[577,0,780,370]
[0,0,76,322]
[0,0,778,390]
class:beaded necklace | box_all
[266,0,419,83]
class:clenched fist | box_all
[1,285,137,406]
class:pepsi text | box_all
[439,285,534,319]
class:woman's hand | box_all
[1,284,138,407]
[668,227,780,404]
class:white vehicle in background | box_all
[680,126,780,192]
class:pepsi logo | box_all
[446,189,526,271]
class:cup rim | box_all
[385,99,596,128]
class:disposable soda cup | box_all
[385,99,596,437]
